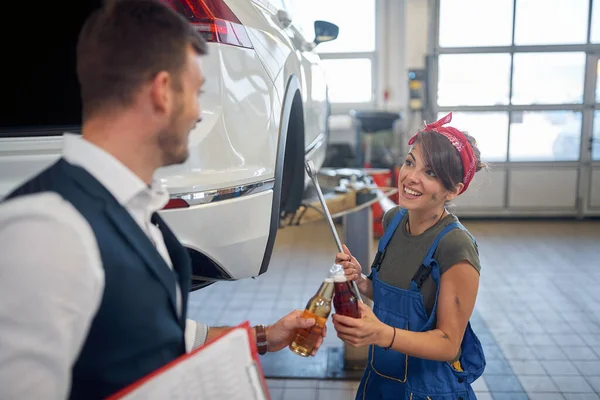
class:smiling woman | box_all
[408,130,486,193]
[332,112,488,400]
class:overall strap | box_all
[371,208,407,272]
[411,222,466,289]
[425,222,465,263]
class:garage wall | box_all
[375,0,430,112]
[405,0,430,70]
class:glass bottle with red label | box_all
[331,263,360,318]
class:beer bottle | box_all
[289,273,334,357]
[331,264,360,318]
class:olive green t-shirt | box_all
[372,206,481,316]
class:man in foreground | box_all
[0,1,323,398]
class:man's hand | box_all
[266,310,327,356]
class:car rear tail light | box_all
[163,198,190,210]
[165,0,254,49]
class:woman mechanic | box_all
[333,113,487,399]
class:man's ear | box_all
[149,71,172,115]
[446,182,464,202]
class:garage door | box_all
[429,0,600,217]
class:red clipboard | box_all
[107,321,270,400]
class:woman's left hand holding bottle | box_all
[332,302,393,349]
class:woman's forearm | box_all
[378,325,459,362]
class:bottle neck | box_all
[316,280,334,300]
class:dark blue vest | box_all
[4,158,191,399]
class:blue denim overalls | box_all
[356,208,486,399]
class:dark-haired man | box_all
[0,1,324,398]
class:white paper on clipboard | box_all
[107,322,270,400]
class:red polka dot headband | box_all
[408,112,476,194]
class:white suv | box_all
[0,0,337,290]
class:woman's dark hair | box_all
[411,130,487,192]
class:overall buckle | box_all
[371,249,387,271]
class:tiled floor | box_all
[188,217,600,399]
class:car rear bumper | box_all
[158,183,274,280]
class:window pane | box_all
[321,59,372,103]
[511,52,585,105]
[509,111,581,161]
[592,0,600,43]
[286,0,375,53]
[439,0,513,47]
[514,0,588,45]
[438,54,511,106]
[594,111,600,160]
[438,112,509,162]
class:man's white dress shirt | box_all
[0,134,207,400]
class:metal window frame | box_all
[316,0,380,113]
[430,0,600,216]
[581,54,600,212]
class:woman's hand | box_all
[336,244,365,283]
[332,302,393,348]
[335,244,373,298]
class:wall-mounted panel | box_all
[452,169,506,209]
[509,169,578,208]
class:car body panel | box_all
[239,0,330,184]
[160,191,273,279]
[154,43,280,194]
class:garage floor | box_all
[188,216,600,399]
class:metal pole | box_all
[304,160,364,303]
